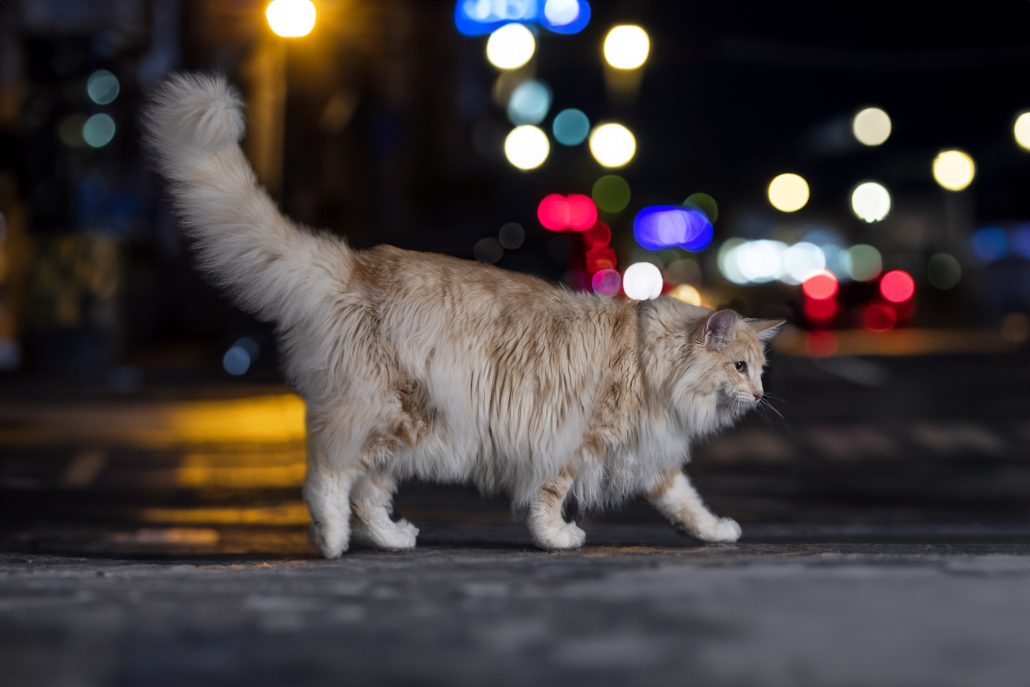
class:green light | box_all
[591,174,631,214]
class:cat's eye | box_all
[734,361,747,373]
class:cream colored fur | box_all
[143,74,782,557]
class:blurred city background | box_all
[3,2,1030,685]
[0,0,1028,539]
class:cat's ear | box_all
[704,309,738,350]
[748,318,786,341]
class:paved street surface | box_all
[1,351,1029,686]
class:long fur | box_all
[144,74,781,555]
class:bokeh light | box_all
[603,25,650,70]
[507,80,551,125]
[802,270,838,300]
[782,242,826,284]
[932,149,975,191]
[566,194,598,231]
[927,253,962,290]
[852,107,891,146]
[486,23,537,70]
[591,268,621,297]
[879,270,915,303]
[864,304,897,332]
[86,69,120,105]
[736,240,786,283]
[1012,225,1030,259]
[585,246,617,273]
[847,244,882,281]
[850,181,891,222]
[669,284,702,306]
[970,227,1007,262]
[542,0,591,34]
[265,0,316,38]
[683,193,718,222]
[1014,112,1030,151]
[83,113,116,148]
[804,297,838,322]
[498,222,525,249]
[538,194,570,231]
[591,174,631,213]
[582,221,611,248]
[718,238,748,285]
[552,108,590,145]
[767,173,809,213]
[633,206,713,252]
[806,331,839,357]
[474,237,504,263]
[622,262,663,300]
[588,123,636,167]
[504,125,549,170]
[223,345,251,376]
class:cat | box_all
[143,74,783,558]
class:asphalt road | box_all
[1,351,1029,686]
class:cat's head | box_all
[643,299,784,428]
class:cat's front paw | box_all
[533,522,586,551]
[693,517,742,543]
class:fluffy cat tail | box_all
[143,73,349,323]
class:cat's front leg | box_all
[646,469,741,543]
[527,469,586,550]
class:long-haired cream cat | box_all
[144,74,782,558]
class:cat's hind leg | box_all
[351,473,419,550]
[303,412,362,558]
[647,469,741,543]
[527,470,585,550]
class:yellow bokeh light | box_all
[588,123,636,168]
[767,173,810,213]
[265,0,316,38]
[486,23,536,70]
[670,284,703,306]
[852,107,891,146]
[1013,112,1030,151]
[504,125,550,170]
[932,149,975,191]
[603,25,650,70]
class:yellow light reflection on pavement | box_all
[0,394,306,447]
[139,502,310,526]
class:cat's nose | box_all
[753,391,764,401]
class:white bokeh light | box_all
[486,23,536,70]
[504,125,550,170]
[623,262,663,300]
[588,122,636,167]
[850,181,891,222]
[852,107,891,146]
[782,242,826,284]
[603,25,650,70]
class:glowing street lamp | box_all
[266,0,317,38]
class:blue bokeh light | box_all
[454,0,589,36]
[507,80,551,125]
[634,206,714,252]
[970,227,1008,263]
[552,108,590,146]
[1012,225,1030,259]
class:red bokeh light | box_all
[804,297,838,322]
[879,270,915,303]
[567,194,598,231]
[582,221,611,249]
[585,246,617,274]
[537,194,570,231]
[864,304,897,332]
[802,271,838,300]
